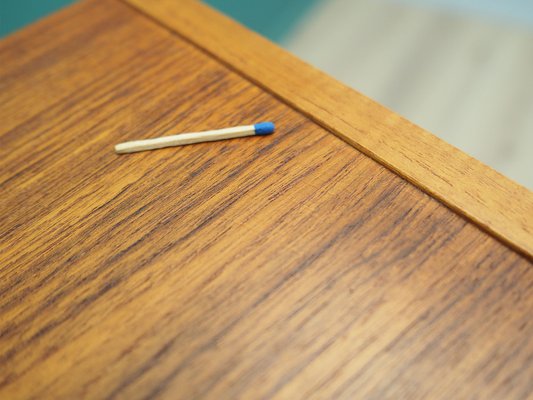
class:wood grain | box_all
[0,1,532,399]
[121,0,533,258]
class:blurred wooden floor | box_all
[286,0,533,188]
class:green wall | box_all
[0,0,320,41]
[0,0,75,37]
[205,0,320,42]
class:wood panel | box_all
[0,1,532,399]
[121,0,533,258]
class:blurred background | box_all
[2,0,532,189]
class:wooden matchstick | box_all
[114,122,275,154]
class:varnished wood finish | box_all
[0,1,532,399]
[122,0,533,258]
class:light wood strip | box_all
[120,0,533,258]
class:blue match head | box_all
[254,122,275,136]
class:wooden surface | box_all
[0,1,532,399]
[122,0,533,258]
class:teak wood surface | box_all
[0,1,532,399]
[124,0,533,258]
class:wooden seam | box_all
[118,0,533,258]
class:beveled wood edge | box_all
[120,0,532,258]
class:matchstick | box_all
[114,122,275,154]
